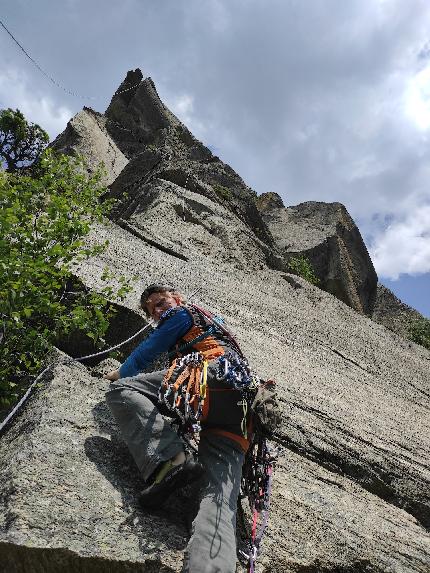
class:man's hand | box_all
[104,369,120,381]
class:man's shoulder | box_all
[158,305,191,326]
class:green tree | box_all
[0,148,129,407]
[287,255,320,286]
[408,317,430,350]
[0,108,49,171]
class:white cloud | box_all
[171,93,194,123]
[206,0,231,33]
[370,203,430,278]
[166,91,208,139]
[404,65,430,130]
[3,0,430,295]
[0,68,72,140]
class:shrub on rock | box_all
[0,148,128,408]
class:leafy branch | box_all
[0,149,130,408]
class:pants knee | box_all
[105,383,138,410]
[105,384,156,415]
[105,381,122,402]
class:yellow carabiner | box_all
[200,360,208,400]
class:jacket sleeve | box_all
[119,307,192,378]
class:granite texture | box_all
[372,283,424,339]
[51,108,128,186]
[258,200,378,315]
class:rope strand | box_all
[0,18,143,100]
[0,321,153,436]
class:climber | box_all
[104,283,252,573]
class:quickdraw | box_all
[161,349,261,443]
[159,352,208,433]
[216,352,260,391]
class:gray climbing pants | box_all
[106,370,245,573]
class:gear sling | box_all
[159,304,254,451]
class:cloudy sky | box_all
[1,0,430,316]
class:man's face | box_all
[145,291,180,322]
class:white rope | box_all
[0,321,154,436]
[0,363,53,434]
[74,321,153,361]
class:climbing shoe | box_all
[139,456,205,509]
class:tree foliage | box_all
[0,108,49,171]
[0,149,129,407]
[287,255,320,286]
[408,317,430,350]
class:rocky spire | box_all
[256,191,285,211]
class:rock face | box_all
[0,353,187,573]
[51,107,128,185]
[103,69,274,250]
[372,283,424,339]
[257,197,378,315]
[255,191,285,211]
[1,70,429,573]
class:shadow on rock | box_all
[85,402,200,555]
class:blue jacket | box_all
[119,307,192,378]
